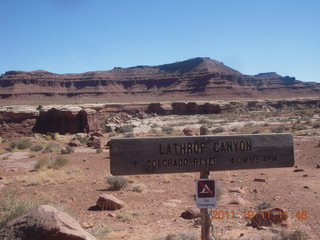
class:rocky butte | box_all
[1,57,320,103]
[0,57,320,137]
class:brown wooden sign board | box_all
[109,134,294,175]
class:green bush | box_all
[34,156,68,170]
[30,144,43,152]
[212,127,225,133]
[76,135,88,145]
[43,142,61,153]
[65,145,74,154]
[162,127,174,135]
[9,139,32,150]
[106,176,129,191]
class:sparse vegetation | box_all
[151,123,160,128]
[271,125,289,133]
[36,105,43,111]
[117,212,133,222]
[30,144,43,152]
[212,127,225,134]
[272,229,309,240]
[76,135,88,144]
[34,156,68,170]
[89,223,112,240]
[9,138,32,150]
[131,183,147,192]
[0,192,41,229]
[106,176,129,190]
[154,231,197,240]
[96,148,102,154]
[65,145,74,154]
[162,126,174,135]
[255,201,272,211]
[43,142,61,153]
[124,132,134,138]
[117,124,134,133]
[198,119,214,128]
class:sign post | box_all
[109,132,294,240]
[199,125,212,240]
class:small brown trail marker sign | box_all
[109,133,294,175]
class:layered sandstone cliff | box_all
[1,58,319,103]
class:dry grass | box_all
[0,191,43,229]
[34,156,68,170]
[131,183,147,192]
[89,223,113,240]
[13,168,83,186]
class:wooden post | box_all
[200,125,212,240]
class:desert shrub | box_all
[244,122,254,127]
[43,142,61,153]
[124,132,134,138]
[30,144,43,152]
[9,139,32,150]
[0,193,40,229]
[198,119,214,128]
[89,223,112,239]
[44,135,52,141]
[36,105,43,111]
[76,135,88,144]
[131,183,146,193]
[117,213,133,222]
[212,127,225,133]
[108,132,116,137]
[162,127,174,135]
[271,125,289,133]
[65,145,74,154]
[272,229,309,240]
[96,148,102,154]
[34,156,68,170]
[231,127,238,132]
[0,137,4,143]
[251,130,261,134]
[151,123,160,128]
[117,125,134,133]
[106,176,129,191]
[154,231,197,240]
[255,201,272,211]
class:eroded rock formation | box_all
[1,58,320,103]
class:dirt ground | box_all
[0,108,320,240]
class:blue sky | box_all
[1,0,319,82]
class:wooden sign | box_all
[109,133,294,175]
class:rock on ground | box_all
[96,194,125,210]
[0,205,96,240]
[181,207,201,219]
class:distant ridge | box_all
[1,57,320,104]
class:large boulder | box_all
[96,194,125,210]
[69,138,81,147]
[0,205,96,240]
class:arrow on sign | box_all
[132,161,139,167]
